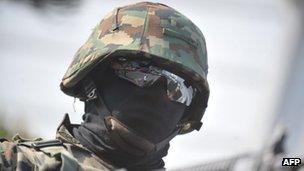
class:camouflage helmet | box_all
[60,2,209,134]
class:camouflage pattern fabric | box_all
[61,1,209,134]
[0,114,116,171]
[62,2,208,88]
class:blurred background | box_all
[0,0,303,170]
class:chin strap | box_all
[81,77,181,157]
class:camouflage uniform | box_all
[0,114,116,171]
[0,2,209,170]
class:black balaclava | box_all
[73,66,187,170]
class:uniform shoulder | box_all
[1,137,116,170]
[0,114,118,171]
[0,135,64,170]
[0,137,18,170]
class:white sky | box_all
[0,0,300,169]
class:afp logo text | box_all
[282,158,301,166]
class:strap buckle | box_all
[82,78,98,101]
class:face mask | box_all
[90,66,187,156]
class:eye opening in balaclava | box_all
[111,60,195,106]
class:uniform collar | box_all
[56,113,81,145]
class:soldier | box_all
[0,2,209,170]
